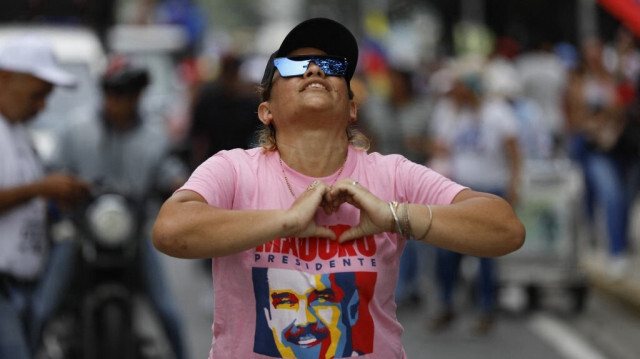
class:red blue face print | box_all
[252,268,375,358]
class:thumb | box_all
[313,225,337,240]
[337,226,367,243]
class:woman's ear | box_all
[348,99,357,123]
[258,101,273,125]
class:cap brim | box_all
[33,67,77,88]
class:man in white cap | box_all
[0,35,90,358]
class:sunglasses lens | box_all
[273,56,348,77]
[313,57,348,76]
[273,58,310,77]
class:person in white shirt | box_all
[0,36,90,358]
[428,57,522,334]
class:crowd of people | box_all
[0,35,191,358]
[355,25,640,332]
[1,10,639,359]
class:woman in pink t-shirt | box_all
[152,18,525,359]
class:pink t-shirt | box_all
[180,146,466,359]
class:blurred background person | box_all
[48,55,189,359]
[619,73,640,187]
[515,38,570,156]
[186,53,261,170]
[0,36,89,359]
[388,66,434,166]
[486,49,551,160]
[564,37,636,279]
[603,26,640,106]
[427,56,521,334]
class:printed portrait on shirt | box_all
[252,267,376,358]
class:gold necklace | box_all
[278,154,347,198]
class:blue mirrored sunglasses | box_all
[273,55,348,78]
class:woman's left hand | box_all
[322,178,393,242]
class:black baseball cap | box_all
[260,18,358,89]
[101,55,149,94]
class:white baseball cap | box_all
[0,35,76,88]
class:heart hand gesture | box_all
[322,178,394,242]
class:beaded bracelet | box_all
[400,202,411,240]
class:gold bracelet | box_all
[388,201,402,235]
[417,204,433,241]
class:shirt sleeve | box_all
[395,155,467,205]
[178,151,236,208]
